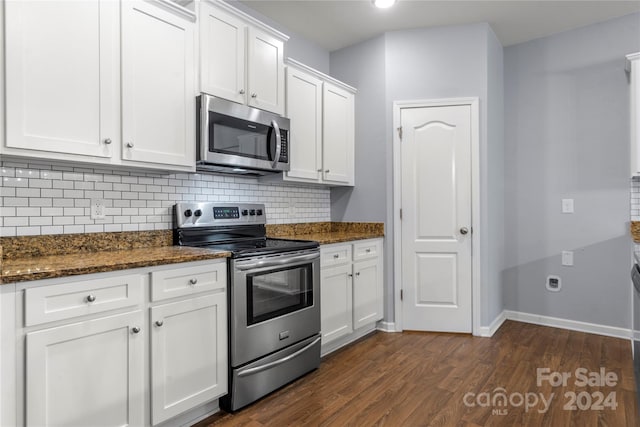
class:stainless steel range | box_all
[174,202,321,411]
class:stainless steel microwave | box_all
[196,94,290,176]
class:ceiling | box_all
[239,0,640,52]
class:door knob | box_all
[460,227,469,235]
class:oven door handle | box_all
[235,252,319,271]
[237,335,322,378]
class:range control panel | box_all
[174,202,266,228]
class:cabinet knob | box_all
[356,272,361,277]
[333,254,339,259]
[348,273,353,278]
[189,278,198,285]
[126,142,134,148]
[131,326,141,334]
[155,320,164,327]
[86,294,96,303]
[460,227,469,235]
[317,169,322,172]
[366,249,371,253]
[239,89,245,94]
[103,138,112,145]
[251,93,257,98]
[325,170,330,173]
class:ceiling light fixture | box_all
[372,0,396,9]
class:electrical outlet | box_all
[546,275,562,292]
[561,199,574,213]
[562,251,574,266]
[90,199,106,220]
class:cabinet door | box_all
[322,83,355,185]
[200,3,246,105]
[320,264,353,344]
[121,1,195,168]
[285,67,323,182]
[5,0,117,158]
[630,54,640,176]
[25,311,144,427]
[247,27,285,115]
[150,293,227,425]
[353,258,383,330]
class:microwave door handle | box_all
[271,120,282,169]
[201,95,212,160]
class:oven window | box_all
[247,264,313,325]
[209,112,275,161]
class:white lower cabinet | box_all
[320,238,383,354]
[150,292,227,425]
[9,260,228,427]
[25,311,145,427]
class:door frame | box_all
[392,98,481,335]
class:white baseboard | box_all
[376,321,398,333]
[477,310,507,337]
[505,310,632,340]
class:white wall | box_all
[330,23,505,327]
[503,13,640,328]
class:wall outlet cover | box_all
[561,198,574,213]
[90,199,106,220]
[546,275,562,292]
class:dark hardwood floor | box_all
[195,321,639,426]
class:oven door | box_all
[230,250,320,367]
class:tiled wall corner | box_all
[0,160,331,237]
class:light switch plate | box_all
[562,199,574,214]
[562,250,574,266]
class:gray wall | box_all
[331,23,505,326]
[226,0,330,73]
[503,13,640,328]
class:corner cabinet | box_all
[2,0,196,172]
[199,0,287,115]
[280,60,356,187]
[2,259,228,427]
[629,52,640,176]
[320,239,383,355]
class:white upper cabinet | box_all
[285,66,323,181]
[121,0,196,168]
[629,52,640,176]
[4,0,118,159]
[322,83,355,185]
[2,0,196,171]
[278,60,356,187]
[199,1,287,115]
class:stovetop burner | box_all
[173,202,319,258]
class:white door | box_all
[322,83,355,185]
[4,0,117,158]
[25,311,144,427]
[199,3,246,105]
[247,27,285,115]
[121,1,195,167]
[150,293,227,425]
[400,105,472,332]
[285,67,323,182]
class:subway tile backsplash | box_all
[0,160,330,237]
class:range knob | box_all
[194,209,203,217]
[256,209,263,216]
[184,209,192,217]
[241,209,248,216]
[249,209,256,216]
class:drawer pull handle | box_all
[155,320,164,327]
[86,294,96,303]
[189,278,198,285]
[333,254,339,259]
[131,327,141,334]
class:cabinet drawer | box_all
[24,274,143,327]
[150,261,227,302]
[353,240,380,261]
[321,244,352,267]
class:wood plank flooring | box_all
[194,321,639,426]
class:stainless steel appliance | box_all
[196,94,290,176]
[174,202,320,411]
